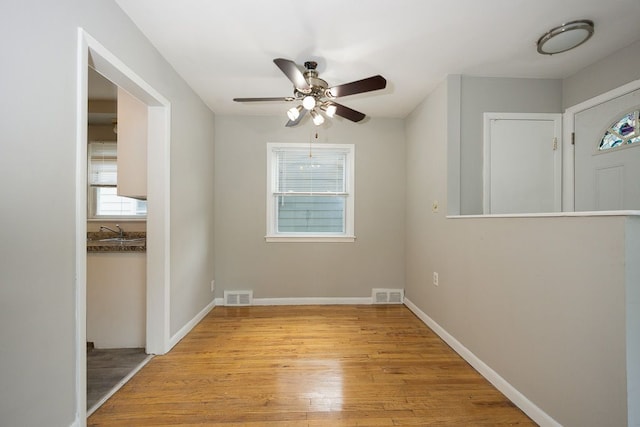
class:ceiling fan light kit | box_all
[537,19,594,55]
[322,102,337,118]
[302,95,317,110]
[310,109,325,126]
[287,105,303,121]
[233,58,387,127]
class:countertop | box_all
[87,231,146,252]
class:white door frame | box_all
[75,28,171,423]
[563,78,640,211]
[483,112,562,214]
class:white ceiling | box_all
[115,0,640,119]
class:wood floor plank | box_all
[88,305,536,426]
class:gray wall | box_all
[405,79,630,426]
[626,217,640,427]
[214,115,405,299]
[459,76,563,214]
[0,1,215,425]
[563,39,640,109]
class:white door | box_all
[483,113,562,214]
[575,88,640,211]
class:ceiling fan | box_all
[233,58,387,127]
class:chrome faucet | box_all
[99,224,124,238]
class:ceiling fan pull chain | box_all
[309,130,320,157]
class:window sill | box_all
[265,235,356,243]
[88,218,147,222]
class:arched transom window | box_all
[599,110,640,150]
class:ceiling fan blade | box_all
[327,75,387,98]
[285,109,307,127]
[273,58,310,91]
[233,97,295,102]
[331,102,366,122]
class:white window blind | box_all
[88,141,117,186]
[267,143,355,242]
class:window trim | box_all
[266,142,355,242]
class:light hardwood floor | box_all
[88,305,536,426]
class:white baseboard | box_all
[403,298,561,427]
[69,416,81,427]
[253,297,372,306]
[168,298,216,349]
[214,296,372,306]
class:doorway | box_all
[76,29,171,421]
[86,68,150,413]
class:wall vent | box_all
[224,290,253,306]
[372,288,404,304]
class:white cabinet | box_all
[117,87,147,199]
[87,252,146,348]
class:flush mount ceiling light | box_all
[537,19,594,55]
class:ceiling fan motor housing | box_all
[297,61,328,100]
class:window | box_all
[88,141,147,219]
[266,143,355,242]
[599,110,640,150]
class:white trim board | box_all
[168,299,216,349]
[403,298,562,427]
[253,297,372,306]
[214,296,374,306]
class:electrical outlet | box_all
[210,280,215,292]
[432,200,439,213]
[433,272,439,286]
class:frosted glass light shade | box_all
[302,96,316,110]
[537,20,594,55]
[310,109,324,126]
[325,104,337,117]
[287,105,302,121]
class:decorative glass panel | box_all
[599,110,640,150]
[613,112,635,136]
[600,132,624,150]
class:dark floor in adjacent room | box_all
[87,346,149,411]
